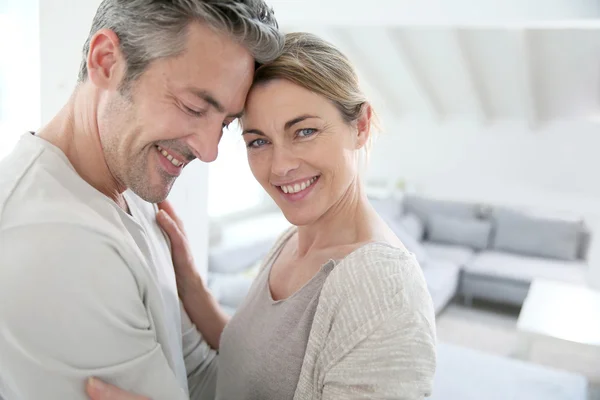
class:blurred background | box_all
[1,0,599,398]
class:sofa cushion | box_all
[428,214,492,250]
[370,197,403,220]
[208,272,255,308]
[403,194,478,223]
[422,242,475,266]
[381,215,428,265]
[431,343,589,400]
[399,213,425,241]
[464,251,588,285]
[578,226,592,260]
[492,208,584,261]
[396,229,428,265]
[421,260,460,314]
[209,237,274,274]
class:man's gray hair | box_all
[78,0,283,85]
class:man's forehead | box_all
[163,43,254,116]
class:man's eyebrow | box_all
[189,89,224,112]
[230,110,244,120]
[189,88,243,119]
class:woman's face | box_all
[241,79,369,226]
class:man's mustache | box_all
[155,141,196,163]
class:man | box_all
[0,1,283,399]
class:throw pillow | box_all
[492,208,584,261]
[390,219,428,265]
[427,214,492,250]
[403,194,478,222]
[380,215,428,265]
[370,197,403,221]
[399,213,425,241]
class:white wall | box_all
[168,162,210,280]
[368,119,600,204]
[367,117,600,287]
[0,0,40,159]
[38,0,210,276]
[39,0,100,125]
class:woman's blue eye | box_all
[248,139,268,148]
[298,128,316,137]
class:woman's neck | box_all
[294,179,377,258]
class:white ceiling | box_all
[273,0,600,124]
[269,0,600,25]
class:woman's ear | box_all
[355,103,372,150]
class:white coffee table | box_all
[515,279,600,360]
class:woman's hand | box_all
[86,378,149,400]
[157,200,230,349]
[157,200,204,297]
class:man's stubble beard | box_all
[101,93,175,204]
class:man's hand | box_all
[86,378,150,400]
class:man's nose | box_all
[187,122,223,163]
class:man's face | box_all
[97,22,254,203]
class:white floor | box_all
[436,301,600,399]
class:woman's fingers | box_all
[157,210,197,284]
[157,210,186,250]
[157,200,185,232]
[86,378,149,400]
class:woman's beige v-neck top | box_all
[216,233,335,400]
[216,227,437,400]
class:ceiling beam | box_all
[387,30,444,121]
[515,30,539,127]
[319,28,401,118]
[452,29,492,123]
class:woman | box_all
[88,32,436,400]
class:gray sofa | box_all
[372,194,592,310]
[207,194,592,314]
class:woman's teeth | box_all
[157,145,183,167]
[281,176,318,194]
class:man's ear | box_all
[86,28,126,90]
[355,103,372,150]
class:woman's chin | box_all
[280,209,319,228]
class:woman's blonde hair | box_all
[253,32,378,136]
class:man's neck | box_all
[37,85,128,210]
